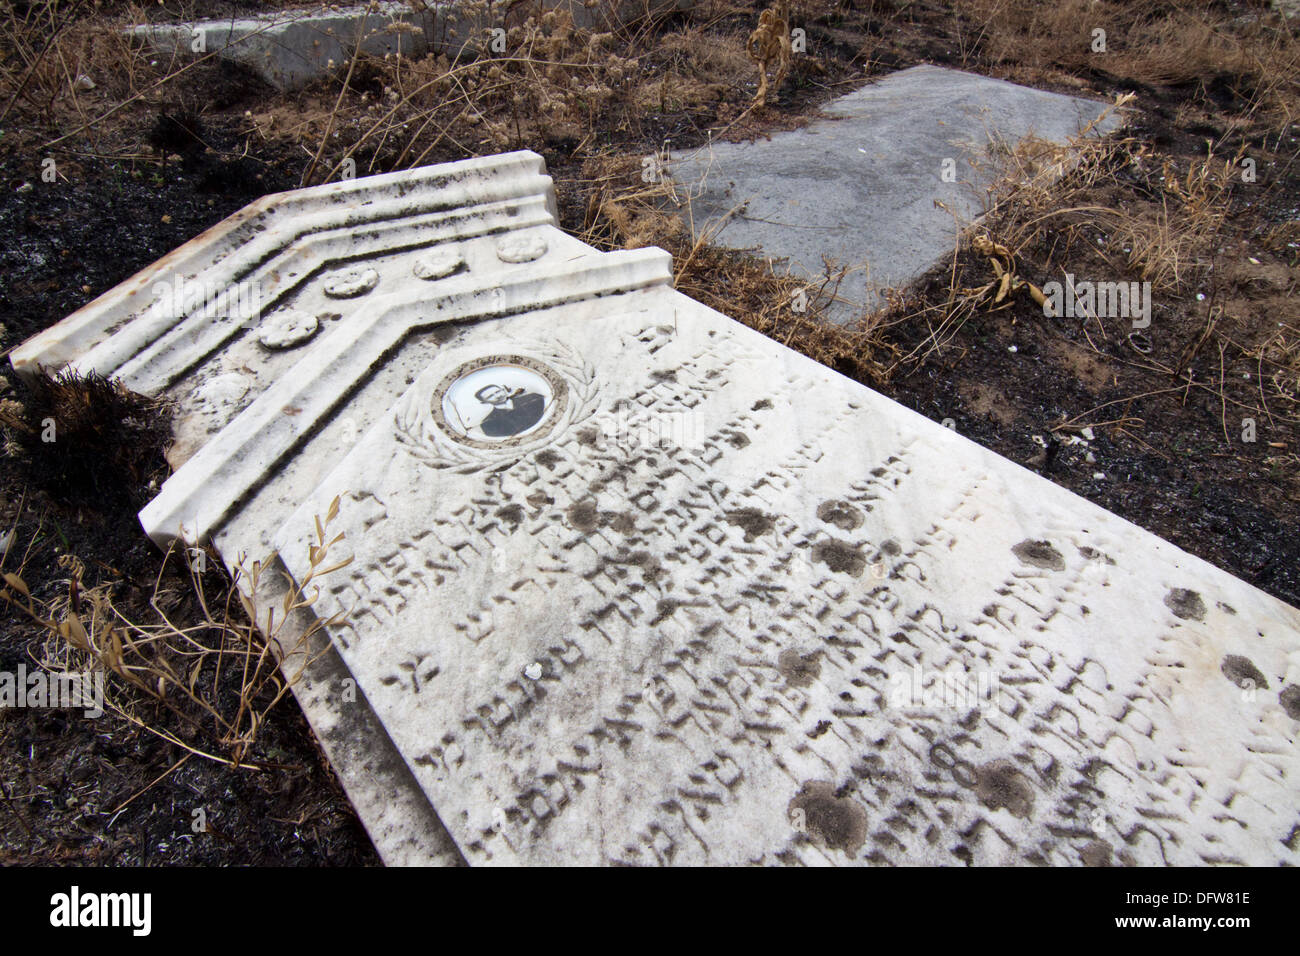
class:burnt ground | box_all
[881,97,1300,607]
[0,0,1297,864]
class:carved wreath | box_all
[393,339,600,473]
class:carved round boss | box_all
[433,355,568,448]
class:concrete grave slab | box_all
[669,65,1124,323]
[130,3,434,91]
[129,0,696,91]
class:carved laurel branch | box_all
[394,340,600,473]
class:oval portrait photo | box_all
[438,359,560,444]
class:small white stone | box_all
[413,249,465,280]
[257,309,319,350]
[324,267,379,298]
[196,371,251,405]
[523,662,543,680]
[496,234,548,263]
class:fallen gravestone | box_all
[129,0,695,91]
[130,3,430,90]
[13,149,666,866]
[14,150,1300,866]
[669,65,1124,323]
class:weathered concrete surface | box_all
[669,65,1124,323]
[129,0,695,90]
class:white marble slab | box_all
[273,282,1300,866]
[14,148,1299,867]
[129,1,697,90]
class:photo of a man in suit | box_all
[474,383,547,438]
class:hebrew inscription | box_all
[278,292,1300,867]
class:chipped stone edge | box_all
[250,554,467,867]
[11,150,557,375]
[112,193,558,394]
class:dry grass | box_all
[631,24,754,113]
[578,150,900,382]
[979,131,1237,300]
[0,1,178,129]
[313,8,647,180]
[963,0,1300,131]
[1247,321,1300,412]
[298,4,759,184]
[0,498,352,769]
[0,370,171,508]
[0,1,809,175]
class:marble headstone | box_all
[14,149,1299,866]
[271,283,1300,865]
[14,149,670,865]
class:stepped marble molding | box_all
[11,150,557,379]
